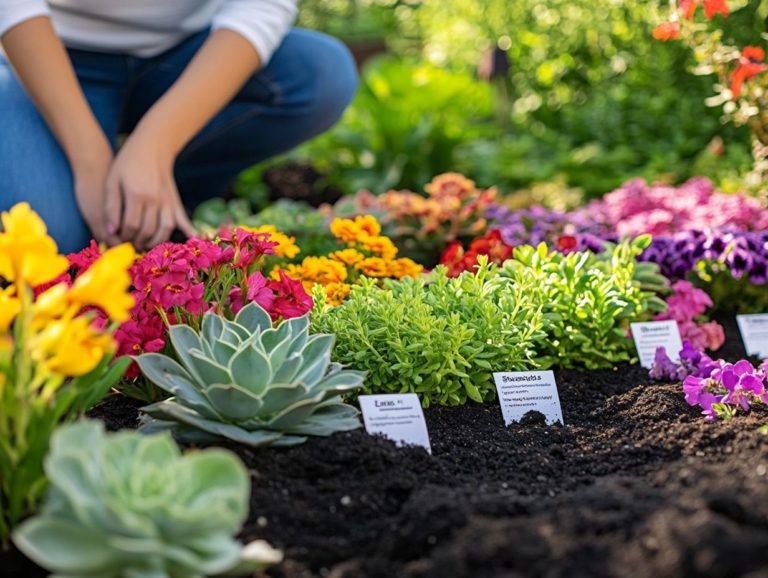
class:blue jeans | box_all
[0,28,357,254]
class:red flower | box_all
[268,270,313,320]
[652,21,681,41]
[68,240,103,275]
[702,0,729,20]
[438,231,513,277]
[556,235,578,254]
[679,0,729,20]
[731,46,768,99]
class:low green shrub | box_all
[13,420,281,578]
[500,237,667,368]
[311,259,546,406]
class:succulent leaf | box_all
[138,304,365,447]
[13,420,277,577]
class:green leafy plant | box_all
[311,258,546,406]
[13,420,282,578]
[299,56,496,193]
[500,237,667,368]
[136,303,365,446]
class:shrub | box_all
[500,238,667,369]
[311,259,546,406]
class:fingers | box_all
[119,192,145,247]
[104,175,123,247]
[134,198,159,250]
[147,204,175,248]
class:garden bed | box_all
[5,321,768,578]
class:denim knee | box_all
[277,29,359,133]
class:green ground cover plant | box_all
[311,258,546,406]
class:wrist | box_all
[130,110,184,164]
[67,133,113,178]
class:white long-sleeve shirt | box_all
[0,0,298,63]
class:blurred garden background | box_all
[197,0,767,227]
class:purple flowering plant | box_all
[649,341,720,382]
[683,359,767,421]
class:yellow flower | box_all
[300,256,348,285]
[0,287,20,333]
[242,225,300,259]
[0,203,69,287]
[388,258,424,279]
[330,215,382,244]
[356,257,390,278]
[324,282,352,306]
[32,316,114,376]
[329,248,364,267]
[359,235,398,260]
[66,243,136,322]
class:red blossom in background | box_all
[702,0,729,20]
[680,0,729,20]
[652,21,680,41]
[438,230,514,277]
[731,46,768,99]
[556,235,578,254]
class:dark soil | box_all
[4,318,767,578]
[263,162,343,207]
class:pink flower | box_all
[185,237,228,269]
[218,227,278,270]
[268,270,313,320]
[68,240,103,275]
[228,271,276,314]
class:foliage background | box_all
[233,0,764,205]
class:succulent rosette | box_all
[137,303,366,446]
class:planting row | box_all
[2,171,768,576]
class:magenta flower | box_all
[228,271,276,314]
[268,270,313,320]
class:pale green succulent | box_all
[13,420,282,578]
[136,303,365,447]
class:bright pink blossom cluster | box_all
[572,178,768,238]
[654,280,724,351]
[684,359,767,421]
[64,229,313,378]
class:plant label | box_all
[630,320,683,368]
[736,314,768,358]
[492,370,564,426]
[358,394,431,454]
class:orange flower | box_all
[330,215,381,244]
[356,257,390,278]
[424,173,477,201]
[731,46,767,99]
[388,258,423,279]
[652,21,681,41]
[299,256,348,285]
[329,248,365,266]
[358,235,398,260]
[324,282,352,306]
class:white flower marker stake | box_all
[493,370,564,426]
[736,314,768,358]
[358,394,431,454]
[630,320,683,368]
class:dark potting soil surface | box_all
[4,318,768,578]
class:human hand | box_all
[72,140,114,244]
[104,133,196,250]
